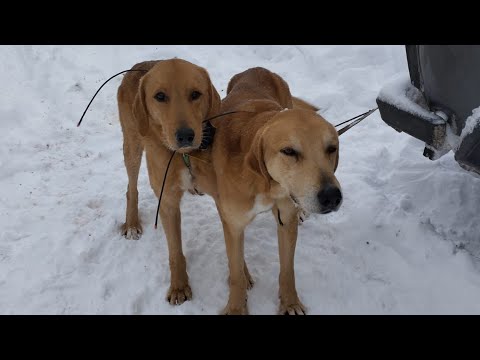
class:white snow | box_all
[2,45,480,315]
[443,106,480,152]
[378,76,445,125]
[460,106,480,142]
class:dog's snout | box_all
[175,127,195,147]
[317,185,342,213]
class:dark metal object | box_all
[376,45,480,173]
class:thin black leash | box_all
[153,110,245,229]
[334,107,378,135]
[157,106,378,229]
[154,150,176,229]
[202,111,242,122]
[75,68,245,230]
[77,69,148,127]
[77,69,377,230]
[333,108,374,128]
[277,107,378,226]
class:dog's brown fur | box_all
[178,67,341,314]
[118,60,341,314]
[117,58,220,304]
[292,96,319,112]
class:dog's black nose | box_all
[317,185,342,213]
[175,127,195,147]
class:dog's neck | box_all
[223,111,278,195]
[198,120,216,150]
[184,104,283,200]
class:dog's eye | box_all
[190,91,202,101]
[327,145,337,154]
[280,147,298,157]
[154,92,167,102]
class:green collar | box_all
[182,153,191,170]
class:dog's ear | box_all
[133,77,150,136]
[271,72,293,110]
[226,72,243,94]
[245,132,271,190]
[198,67,221,127]
[292,96,320,112]
[198,67,221,120]
[207,77,221,119]
[334,147,339,172]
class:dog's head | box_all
[246,109,342,214]
[133,59,221,152]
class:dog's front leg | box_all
[273,198,306,315]
[121,127,144,240]
[219,216,248,315]
[160,190,192,305]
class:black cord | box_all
[154,150,177,229]
[78,70,378,227]
[153,111,247,229]
[202,110,243,123]
[78,70,371,131]
[152,108,378,230]
[334,108,376,128]
[337,108,378,135]
[77,69,148,127]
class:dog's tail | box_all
[292,97,320,112]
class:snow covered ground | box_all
[1,45,480,315]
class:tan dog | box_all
[117,58,220,304]
[184,67,342,314]
[118,60,340,313]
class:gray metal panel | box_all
[418,45,480,135]
[405,45,421,89]
[376,98,446,149]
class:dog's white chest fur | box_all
[248,194,274,218]
[180,168,194,191]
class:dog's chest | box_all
[248,194,274,218]
[179,168,200,194]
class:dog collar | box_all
[181,152,205,196]
[182,153,192,170]
[199,120,216,150]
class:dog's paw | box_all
[221,302,249,315]
[166,285,192,305]
[122,225,142,240]
[279,299,306,315]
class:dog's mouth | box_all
[289,194,311,224]
[290,193,338,215]
[163,122,214,153]
[290,194,300,207]
[290,194,309,214]
[176,144,199,153]
[162,136,200,153]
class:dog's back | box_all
[292,96,319,112]
[221,67,319,115]
[222,67,293,113]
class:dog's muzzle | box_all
[317,185,342,213]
